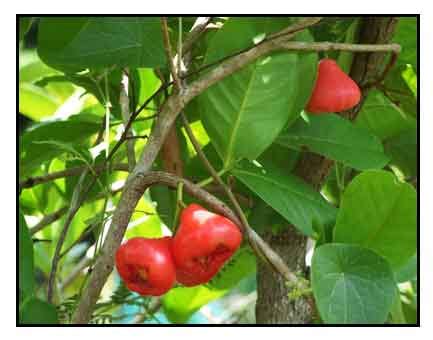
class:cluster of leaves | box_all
[19,16,417,324]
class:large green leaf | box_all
[20,114,101,177]
[38,17,166,72]
[334,170,417,269]
[384,128,417,179]
[311,243,396,324]
[19,210,34,302]
[19,298,59,324]
[232,161,337,236]
[356,89,416,140]
[277,114,389,170]
[163,285,226,324]
[199,18,318,167]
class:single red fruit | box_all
[172,204,242,286]
[306,58,361,114]
[115,237,176,296]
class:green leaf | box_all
[38,17,166,72]
[394,253,417,283]
[257,142,300,174]
[133,68,161,110]
[20,114,101,177]
[277,114,390,170]
[356,89,416,140]
[334,170,417,269]
[199,18,317,167]
[384,128,417,179]
[392,17,417,71]
[125,215,162,239]
[19,298,59,324]
[150,185,176,229]
[19,210,34,301]
[19,17,33,41]
[163,285,226,324]
[207,247,256,290]
[19,56,76,121]
[311,243,396,324]
[232,160,337,236]
[383,65,417,118]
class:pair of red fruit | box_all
[115,59,360,296]
[115,204,242,296]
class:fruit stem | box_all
[172,182,184,232]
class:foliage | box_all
[18,16,418,325]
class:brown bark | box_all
[255,17,399,324]
[161,126,184,176]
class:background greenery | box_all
[18,16,417,324]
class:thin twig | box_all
[29,206,68,236]
[120,70,136,171]
[20,163,129,190]
[47,170,89,303]
[182,17,212,54]
[60,257,93,291]
[29,185,124,236]
[132,298,162,324]
[161,17,182,89]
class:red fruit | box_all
[172,204,242,286]
[115,237,176,296]
[306,58,361,114]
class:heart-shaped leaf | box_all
[334,170,417,269]
[311,243,396,324]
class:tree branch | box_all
[161,17,181,89]
[29,206,68,236]
[47,170,89,303]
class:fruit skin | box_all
[306,58,361,114]
[172,204,242,286]
[115,237,176,296]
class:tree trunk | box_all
[255,17,399,324]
